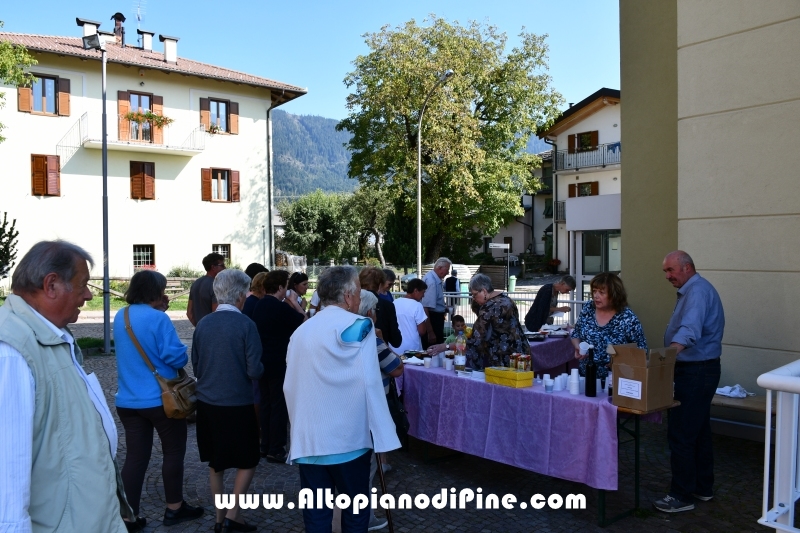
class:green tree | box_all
[337,16,563,261]
[0,22,37,143]
[0,212,19,279]
[278,190,357,261]
[342,185,393,266]
[382,197,416,267]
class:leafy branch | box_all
[0,212,19,280]
[124,110,175,128]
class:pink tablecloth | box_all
[402,365,619,490]
[529,335,575,372]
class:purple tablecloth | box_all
[402,365,619,490]
[529,335,575,372]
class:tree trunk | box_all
[426,231,448,263]
[373,229,386,267]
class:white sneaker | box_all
[368,516,388,531]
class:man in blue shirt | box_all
[420,257,451,349]
[654,251,725,514]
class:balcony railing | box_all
[555,200,566,222]
[555,142,620,171]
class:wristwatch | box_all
[446,343,450,350]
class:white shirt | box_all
[0,304,118,533]
[390,297,427,355]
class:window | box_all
[18,75,70,116]
[568,181,599,197]
[117,91,164,143]
[210,100,227,132]
[133,245,155,270]
[543,198,553,218]
[130,162,155,200]
[30,154,60,196]
[212,244,231,259]
[129,92,151,142]
[199,98,239,134]
[567,130,598,154]
[201,168,240,202]
[582,231,621,275]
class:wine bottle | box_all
[585,347,597,397]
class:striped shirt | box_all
[377,338,400,394]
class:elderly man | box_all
[420,257,451,349]
[654,250,725,514]
[524,275,576,332]
[187,252,226,326]
[0,241,131,532]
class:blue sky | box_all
[1,0,619,119]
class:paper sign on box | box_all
[617,377,642,400]
[609,344,677,411]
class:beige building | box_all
[0,15,305,280]
[620,1,800,428]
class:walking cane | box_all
[375,452,394,533]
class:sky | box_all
[1,0,619,120]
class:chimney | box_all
[75,18,101,37]
[111,12,126,46]
[137,29,155,51]
[98,30,115,45]
[158,34,179,64]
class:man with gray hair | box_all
[420,257,452,349]
[0,240,132,532]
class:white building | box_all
[0,15,305,280]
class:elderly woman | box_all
[435,273,529,370]
[360,266,403,349]
[285,266,400,532]
[114,270,204,532]
[571,272,647,379]
[192,268,263,533]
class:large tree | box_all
[0,22,37,143]
[0,212,19,280]
[342,185,393,266]
[337,16,563,261]
[277,190,357,261]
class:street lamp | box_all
[82,34,111,354]
[417,69,454,279]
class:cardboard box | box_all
[485,367,533,388]
[609,344,677,412]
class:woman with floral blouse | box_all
[571,272,647,379]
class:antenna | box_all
[133,0,147,46]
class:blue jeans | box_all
[668,358,721,500]
[298,450,371,533]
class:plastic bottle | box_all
[454,331,467,371]
[585,347,597,397]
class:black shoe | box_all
[124,517,146,533]
[162,501,204,526]
[223,517,257,532]
[215,523,224,533]
[653,495,695,513]
[692,492,713,501]
[265,452,287,464]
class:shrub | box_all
[167,264,203,278]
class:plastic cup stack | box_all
[423,357,431,368]
[569,368,580,395]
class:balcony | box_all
[555,142,620,171]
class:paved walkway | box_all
[74,316,771,533]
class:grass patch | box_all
[82,296,189,312]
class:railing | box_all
[555,200,566,222]
[757,359,800,532]
[181,125,206,151]
[56,112,89,167]
[555,142,621,171]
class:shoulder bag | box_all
[387,377,409,444]
[124,306,196,419]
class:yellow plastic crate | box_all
[485,367,534,388]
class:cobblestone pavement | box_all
[74,317,770,533]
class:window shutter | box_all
[230,170,240,202]
[18,87,32,113]
[590,181,599,196]
[57,78,71,116]
[46,156,60,196]
[144,163,155,199]
[130,161,144,199]
[31,155,47,195]
[201,168,212,201]
[152,95,164,144]
[199,98,210,130]
[118,91,130,141]
[229,101,239,134]
[567,134,576,154]
[568,184,577,198]
[590,130,599,150]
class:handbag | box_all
[386,377,409,443]
[124,306,197,419]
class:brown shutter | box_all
[144,163,155,199]
[31,155,47,195]
[567,134,576,154]
[118,91,130,141]
[152,95,164,144]
[18,87,32,113]
[568,184,577,198]
[199,98,210,130]
[57,78,71,116]
[201,168,212,201]
[46,156,60,196]
[230,170,240,202]
[130,161,144,199]
[590,130,599,150]
[229,101,239,135]
[590,181,599,196]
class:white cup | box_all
[545,379,554,393]
[571,368,580,378]
[543,374,551,382]
[444,359,454,371]
[553,379,563,392]
[580,377,586,394]
[569,380,580,395]
[431,355,440,368]
[423,357,431,368]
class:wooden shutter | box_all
[152,95,164,144]
[199,98,210,130]
[57,78,71,116]
[229,101,239,134]
[201,168,212,201]
[144,163,155,199]
[567,134,576,154]
[46,156,60,196]
[130,161,144,199]
[230,170,240,202]
[568,184,577,198]
[118,91,130,141]
[590,130,599,150]
[590,181,599,196]
[18,87,32,113]
[31,155,47,195]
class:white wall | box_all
[553,104,621,147]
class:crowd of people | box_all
[0,242,724,532]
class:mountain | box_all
[526,135,550,155]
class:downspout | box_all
[543,137,557,264]
[266,89,285,267]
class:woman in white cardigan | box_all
[284,266,400,533]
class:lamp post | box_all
[82,34,111,354]
[417,69,454,279]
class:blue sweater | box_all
[114,304,189,409]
